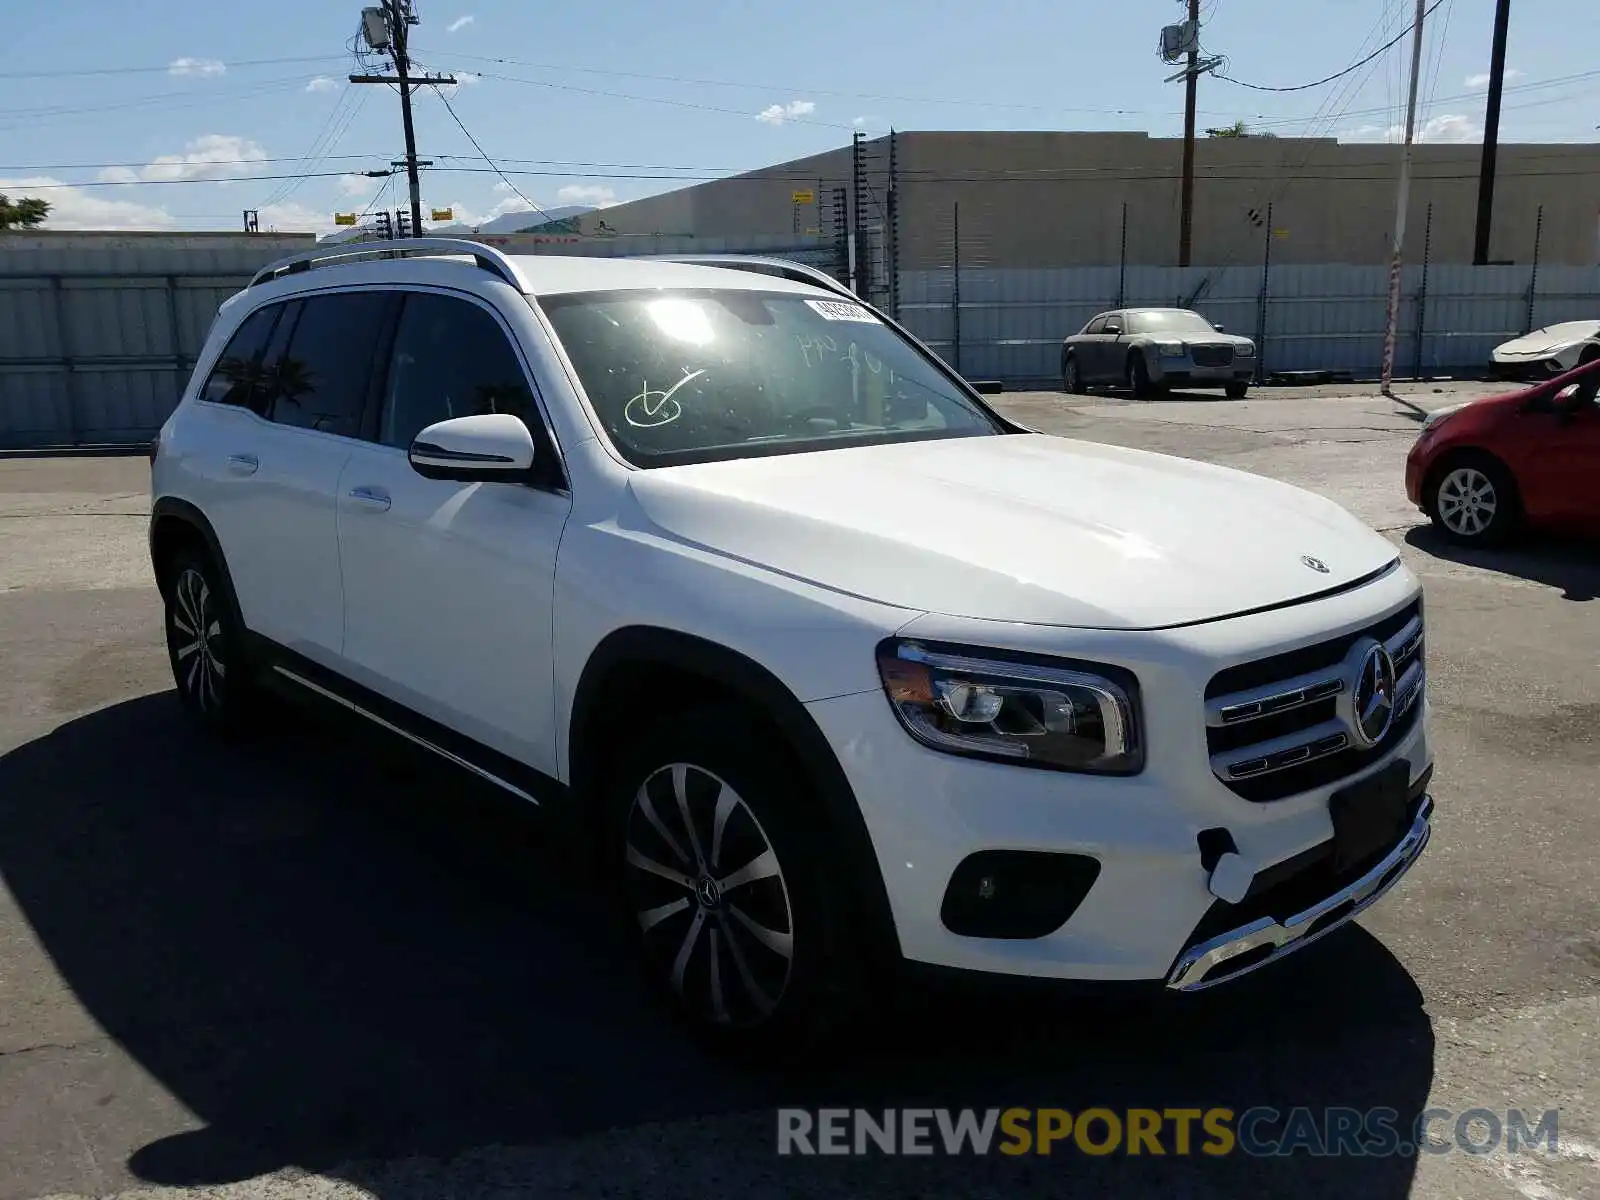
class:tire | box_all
[1063,353,1086,395]
[604,706,863,1062]
[1128,353,1159,399]
[1427,453,1519,546]
[162,547,259,732]
[1225,381,1249,399]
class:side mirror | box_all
[409,413,535,483]
[1104,324,1122,337]
[1214,322,1226,332]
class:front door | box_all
[335,288,572,778]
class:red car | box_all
[1406,355,1600,544]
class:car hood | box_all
[1494,322,1600,357]
[620,434,1398,630]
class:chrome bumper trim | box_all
[1166,794,1433,991]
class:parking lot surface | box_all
[1,382,1596,1200]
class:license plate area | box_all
[1328,759,1411,873]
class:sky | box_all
[1,0,1595,235]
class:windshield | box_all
[1129,310,1217,335]
[538,288,1004,467]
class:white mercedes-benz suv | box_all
[149,239,1433,1057]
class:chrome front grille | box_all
[1205,600,1424,802]
[1191,344,1235,368]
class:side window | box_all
[268,291,392,438]
[377,292,537,450]
[1084,316,1107,335]
[198,305,278,407]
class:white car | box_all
[149,239,1435,1057]
[1490,319,1600,380]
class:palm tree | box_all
[0,195,50,230]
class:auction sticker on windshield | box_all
[805,298,879,324]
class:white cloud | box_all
[447,14,474,32]
[257,201,334,233]
[756,99,816,126]
[1465,68,1521,89]
[556,184,616,208]
[1341,113,1482,144]
[338,173,378,197]
[96,166,141,184]
[138,134,270,183]
[168,57,226,77]
[306,76,339,93]
[454,71,480,85]
[434,194,546,229]
[1416,113,1483,142]
[852,115,874,128]
[0,176,174,230]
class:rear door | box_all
[203,289,395,664]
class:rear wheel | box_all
[605,707,863,1061]
[1063,353,1086,395]
[1429,455,1519,545]
[162,548,260,731]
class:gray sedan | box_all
[1062,308,1257,399]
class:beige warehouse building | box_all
[575,131,1600,272]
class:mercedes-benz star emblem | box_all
[1301,555,1330,574]
[1348,640,1397,748]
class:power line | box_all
[431,89,548,218]
[0,54,347,80]
[1217,0,1447,92]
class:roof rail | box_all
[646,254,857,301]
[246,237,527,291]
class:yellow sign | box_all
[1273,228,1289,239]
[431,207,454,221]
[333,213,358,226]
[791,190,816,205]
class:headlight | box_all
[874,640,1143,775]
[1236,342,1256,357]
[1155,341,1186,358]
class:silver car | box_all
[1062,308,1257,399]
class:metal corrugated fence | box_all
[898,263,1600,386]
[4,238,1597,447]
[0,238,311,450]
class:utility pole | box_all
[1472,0,1513,264]
[1178,0,1200,267]
[1380,0,1428,397]
[351,2,453,237]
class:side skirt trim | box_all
[272,666,542,806]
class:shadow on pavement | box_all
[1405,524,1600,601]
[0,693,1436,1198]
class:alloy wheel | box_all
[171,567,226,710]
[623,762,795,1028]
[1436,467,1497,538]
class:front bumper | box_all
[1151,358,1255,386]
[1167,792,1432,989]
[804,566,1434,987]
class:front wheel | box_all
[1128,353,1160,399]
[1429,457,1518,545]
[606,708,862,1061]
[1225,381,1249,399]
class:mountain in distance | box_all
[429,204,595,235]
[319,204,595,243]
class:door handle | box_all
[226,453,259,476]
[347,485,392,512]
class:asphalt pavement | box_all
[0,381,1596,1200]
